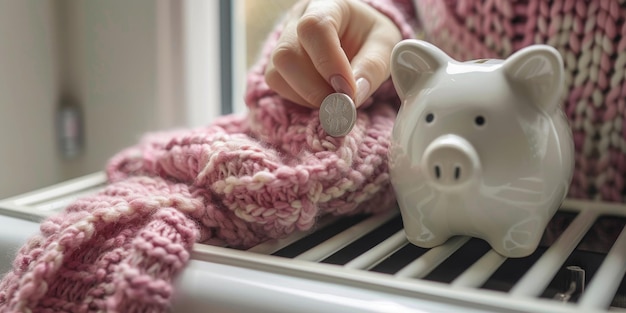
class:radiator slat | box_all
[10,172,107,206]
[451,249,507,288]
[294,210,397,262]
[4,173,626,313]
[246,215,339,255]
[344,230,408,270]
[510,209,597,297]
[35,187,105,212]
[394,236,470,279]
[579,226,626,309]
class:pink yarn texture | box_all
[2,0,626,312]
[415,0,626,202]
[0,1,413,312]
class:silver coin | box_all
[319,93,356,137]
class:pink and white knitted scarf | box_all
[0,1,414,312]
[2,0,626,311]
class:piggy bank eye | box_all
[475,115,485,126]
[425,113,435,123]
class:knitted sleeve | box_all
[245,0,417,115]
[361,0,417,40]
[105,0,422,242]
[0,3,419,312]
[414,0,626,202]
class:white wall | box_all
[0,0,61,198]
[184,0,222,126]
[58,0,164,180]
[0,0,191,198]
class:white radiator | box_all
[0,173,624,313]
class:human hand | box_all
[265,0,402,108]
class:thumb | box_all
[350,22,401,107]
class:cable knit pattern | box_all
[4,0,625,312]
[0,1,416,312]
[415,0,626,202]
[0,177,201,312]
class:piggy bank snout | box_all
[422,135,481,188]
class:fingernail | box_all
[355,77,370,106]
[330,75,352,96]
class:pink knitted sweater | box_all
[415,0,626,202]
[1,0,624,312]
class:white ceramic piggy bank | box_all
[388,39,574,258]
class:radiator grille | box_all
[1,172,625,313]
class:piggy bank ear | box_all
[390,39,449,100]
[503,45,564,110]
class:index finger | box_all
[296,0,356,100]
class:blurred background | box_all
[0,0,296,198]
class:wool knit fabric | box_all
[0,1,413,312]
[1,0,625,312]
[414,0,626,202]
